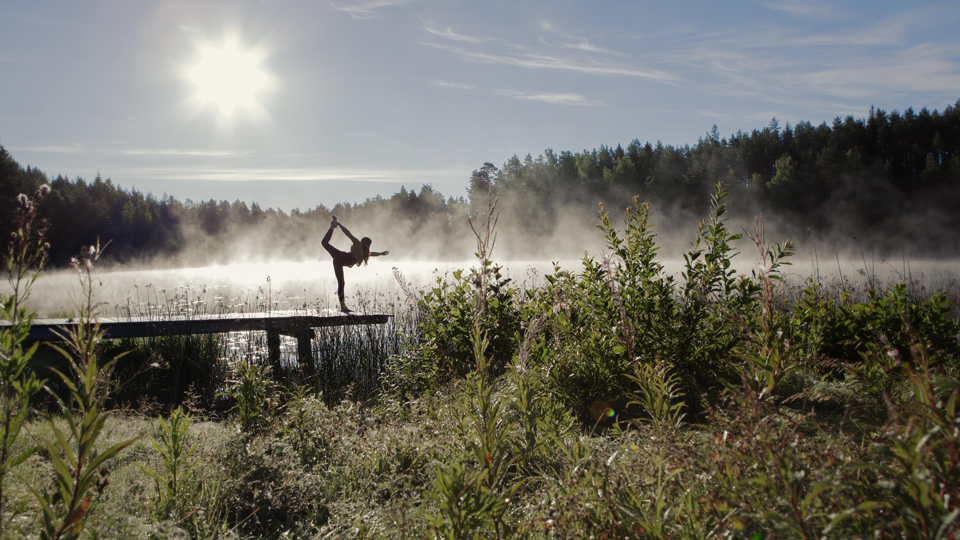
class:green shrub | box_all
[523,182,758,418]
[414,263,520,383]
[222,362,275,434]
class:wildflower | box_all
[39,184,50,195]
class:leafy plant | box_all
[223,362,274,434]
[428,459,499,540]
[137,406,200,511]
[862,337,960,539]
[732,216,795,402]
[625,357,687,431]
[0,185,49,535]
[26,241,143,540]
[405,181,520,390]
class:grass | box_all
[5,271,960,539]
[3,183,960,538]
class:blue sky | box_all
[2,0,959,211]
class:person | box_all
[321,216,389,313]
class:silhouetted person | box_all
[321,216,389,313]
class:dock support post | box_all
[297,328,314,377]
[266,329,283,380]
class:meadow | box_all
[1,183,959,539]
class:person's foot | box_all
[340,303,353,314]
[331,215,339,228]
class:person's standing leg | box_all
[333,260,350,312]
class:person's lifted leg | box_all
[320,216,389,313]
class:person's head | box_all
[361,237,372,265]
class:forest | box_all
[2,99,960,268]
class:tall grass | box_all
[5,182,960,538]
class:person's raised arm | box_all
[338,222,361,244]
[369,250,389,257]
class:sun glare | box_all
[186,38,269,115]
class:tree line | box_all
[2,99,959,267]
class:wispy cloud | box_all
[540,36,622,56]
[431,80,473,90]
[421,21,483,43]
[121,148,237,157]
[8,144,83,153]
[791,43,960,98]
[109,165,465,183]
[492,89,603,106]
[696,110,729,120]
[780,10,931,47]
[432,78,601,106]
[563,38,619,55]
[661,6,960,104]
[421,41,676,82]
[326,0,410,19]
[749,0,836,17]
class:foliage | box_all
[625,357,687,431]
[137,406,200,512]
[0,185,49,535]
[522,182,756,418]
[732,216,795,402]
[861,340,960,539]
[222,362,275,434]
[413,264,519,384]
[394,184,520,394]
[137,406,232,538]
[107,333,229,412]
[25,242,143,540]
[4,156,960,538]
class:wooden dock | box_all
[4,311,390,377]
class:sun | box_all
[186,38,270,115]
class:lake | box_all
[5,255,960,317]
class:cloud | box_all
[431,80,473,90]
[540,36,622,56]
[492,89,603,106]
[660,6,960,104]
[421,41,677,82]
[696,110,729,119]
[780,11,930,48]
[8,144,83,153]
[749,0,836,17]
[791,43,960,98]
[121,148,238,157]
[105,165,465,183]
[431,78,601,106]
[421,21,483,43]
[326,0,410,19]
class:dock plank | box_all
[11,313,389,341]
[1,311,390,378]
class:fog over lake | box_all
[8,259,566,317]
[8,255,960,318]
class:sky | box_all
[2,0,959,212]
